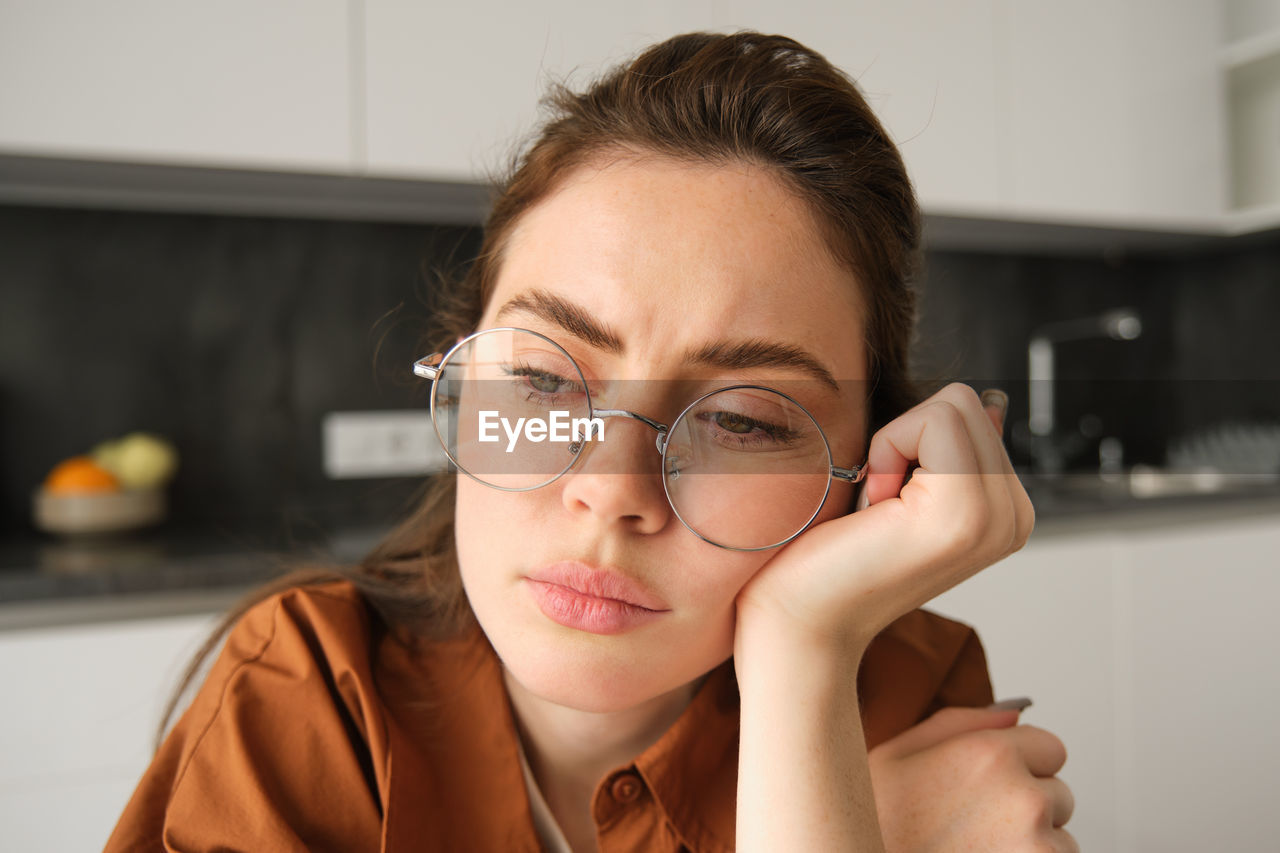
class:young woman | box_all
[108,31,1073,852]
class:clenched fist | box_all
[869,704,1078,852]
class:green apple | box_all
[92,433,178,490]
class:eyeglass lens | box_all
[431,328,834,549]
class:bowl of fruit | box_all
[33,433,179,536]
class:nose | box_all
[558,415,673,537]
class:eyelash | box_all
[503,363,801,449]
[504,363,585,403]
[694,411,800,449]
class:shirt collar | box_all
[382,621,741,853]
[631,659,740,853]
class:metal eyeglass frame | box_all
[412,327,867,551]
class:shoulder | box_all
[222,578,376,673]
[105,579,388,851]
[858,607,994,747]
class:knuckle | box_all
[1014,489,1037,548]
[1053,734,1069,769]
[1028,725,1069,769]
[927,398,967,432]
[953,728,1018,772]
[940,382,983,411]
[1058,777,1077,822]
[1010,785,1053,825]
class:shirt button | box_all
[610,771,643,804]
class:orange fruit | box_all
[44,456,122,494]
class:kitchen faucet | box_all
[1028,308,1142,477]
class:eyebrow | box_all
[494,289,842,393]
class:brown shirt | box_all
[106,581,994,852]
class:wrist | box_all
[736,591,871,667]
[733,599,868,698]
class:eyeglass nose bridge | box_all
[587,408,670,456]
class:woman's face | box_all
[455,153,869,712]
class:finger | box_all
[932,384,1015,488]
[1052,827,1081,853]
[1007,724,1069,777]
[938,384,1034,555]
[874,705,1020,759]
[1034,775,1076,828]
[864,398,983,506]
[980,388,1009,438]
[892,386,1027,561]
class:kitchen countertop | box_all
[0,523,385,630]
[3,481,1278,630]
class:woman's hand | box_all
[868,705,1078,852]
[732,383,1034,851]
[735,382,1034,658]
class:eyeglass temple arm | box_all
[413,354,443,380]
[832,464,868,484]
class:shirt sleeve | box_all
[919,620,996,715]
[104,584,389,853]
[858,608,996,749]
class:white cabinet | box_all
[362,1,709,181]
[0,1,1243,231]
[1003,0,1226,225]
[364,0,1226,225]
[0,612,220,852]
[0,0,352,172]
[700,0,1005,214]
[1223,0,1280,227]
[363,0,1007,210]
[929,510,1280,852]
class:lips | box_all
[523,560,670,634]
[524,560,669,611]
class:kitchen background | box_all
[1,205,1278,542]
[3,1,1279,851]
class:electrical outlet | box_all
[322,411,447,479]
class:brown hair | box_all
[159,30,922,745]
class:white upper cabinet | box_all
[364,0,1227,225]
[1222,0,1280,227]
[362,1,709,182]
[1002,0,1226,226]
[0,1,1238,230]
[363,0,1006,211]
[699,1,1006,214]
[0,0,352,172]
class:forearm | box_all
[735,623,884,852]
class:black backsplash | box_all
[915,239,1280,472]
[3,204,1277,539]
[0,205,481,538]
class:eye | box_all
[504,363,586,399]
[527,371,570,394]
[712,411,758,435]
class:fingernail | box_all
[980,389,1009,428]
[985,696,1032,712]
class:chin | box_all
[486,606,730,714]
[492,623,690,712]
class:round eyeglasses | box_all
[412,327,866,551]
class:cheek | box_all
[680,548,773,612]
[453,476,519,592]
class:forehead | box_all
[486,154,866,383]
